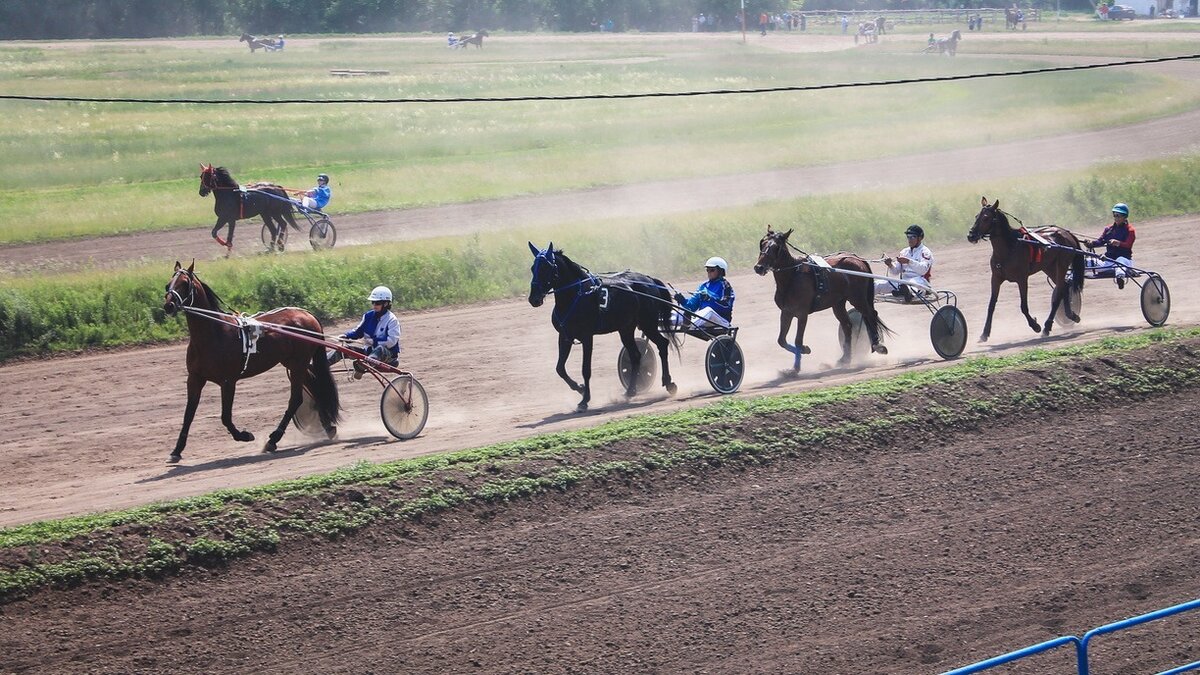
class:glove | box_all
[698,289,711,300]
[673,292,686,305]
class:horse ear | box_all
[766,224,774,234]
[783,228,794,240]
[187,259,195,273]
[528,241,539,257]
[981,196,988,207]
[993,199,1000,210]
[174,261,182,272]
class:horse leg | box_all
[980,275,1003,342]
[220,380,255,443]
[791,313,811,373]
[644,329,677,396]
[169,374,206,462]
[211,219,230,248]
[1044,275,1068,337]
[554,333,585,408]
[832,303,854,365]
[1016,278,1042,334]
[776,312,804,371]
[264,372,305,453]
[618,329,641,398]
[577,335,594,412]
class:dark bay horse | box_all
[163,261,340,463]
[968,197,1085,342]
[455,30,488,49]
[527,242,677,412]
[199,164,298,252]
[754,226,891,373]
[239,33,279,52]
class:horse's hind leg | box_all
[220,380,255,443]
[618,329,642,398]
[643,329,677,396]
[265,370,305,453]
[832,303,854,365]
[1015,278,1042,334]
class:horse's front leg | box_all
[980,275,1003,342]
[1016,277,1042,334]
[577,335,594,412]
[169,373,206,463]
[790,313,811,373]
[220,380,255,443]
[555,333,584,402]
[211,218,232,248]
[264,373,305,453]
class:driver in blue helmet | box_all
[876,224,934,300]
[327,285,401,379]
[673,257,736,329]
[300,173,332,212]
[1084,203,1136,289]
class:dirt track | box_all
[0,215,1194,527]
[1,346,1196,674]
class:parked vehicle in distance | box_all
[1107,4,1137,19]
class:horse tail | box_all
[309,346,342,429]
[1071,248,1086,291]
[655,284,684,356]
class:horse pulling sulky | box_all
[162,262,428,463]
[199,164,336,253]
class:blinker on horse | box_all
[199,164,299,253]
[754,226,891,372]
[163,261,341,463]
[528,242,677,412]
[967,196,1085,341]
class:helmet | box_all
[704,256,729,272]
[1112,203,1129,216]
[368,286,392,302]
[904,224,925,238]
[317,173,329,183]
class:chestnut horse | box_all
[162,261,340,463]
[754,226,891,372]
[528,242,677,412]
[967,197,1085,342]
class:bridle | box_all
[530,249,560,297]
[165,269,197,313]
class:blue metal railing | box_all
[943,598,1200,675]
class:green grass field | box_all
[1,31,1198,244]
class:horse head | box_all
[164,260,199,315]
[527,241,560,307]
[968,196,1004,243]
[754,226,793,275]
[199,163,215,196]
[240,33,251,42]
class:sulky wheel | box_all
[309,217,337,250]
[930,305,968,359]
[705,335,744,394]
[261,222,287,251]
[617,337,657,394]
[1140,275,1170,327]
[380,375,429,440]
[1055,284,1083,325]
[291,388,325,437]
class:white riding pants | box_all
[1086,256,1132,278]
[875,275,931,295]
[672,306,730,329]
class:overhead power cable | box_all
[1,52,1197,105]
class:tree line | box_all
[0,0,1082,39]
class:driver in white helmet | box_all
[299,173,331,212]
[328,286,401,378]
[672,257,736,329]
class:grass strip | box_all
[1,327,1197,602]
[4,153,1200,361]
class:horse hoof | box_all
[167,453,182,464]
[1068,313,1080,323]
[575,403,589,413]
[666,382,678,396]
[325,426,337,440]
[235,430,255,443]
[872,344,889,355]
[262,442,277,454]
[979,336,990,343]
[801,345,812,355]
[624,388,637,399]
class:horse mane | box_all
[991,208,1021,243]
[195,275,228,312]
[213,166,238,188]
[554,249,589,279]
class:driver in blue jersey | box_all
[299,173,331,212]
[328,286,401,379]
[673,257,736,329]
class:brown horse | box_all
[455,30,488,49]
[162,261,340,463]
[239,33,280,52]
[967,197,1085,342]
[754,226,891,373]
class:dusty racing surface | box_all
[1,340,1197,674]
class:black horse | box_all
[239,33,280,52]
[199,164,299,252]
[454,30,489,49]
[527,242,677,412]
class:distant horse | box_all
[527,242,677,412]
[199,164,299,252]
[930,29,962,55]
[754,226,891,373]
[455,30,489,49]
[239,32,280,52]
[1005,8,1023,30]
[162,261,340,463]
[967,197,1085,342]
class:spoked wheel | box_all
[309,218,337,250]
[616,337,657,394]
[260,222,287,251]
[930,305,968,359]
[291,388,334,439]
[380,375,429,440]
[1140,275,1171,327]
[1055,285,1083,325]
[837,308,872,360]
[705,335,744,394]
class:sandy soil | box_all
[0,349,1196,674]
[0,215,1194,527]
